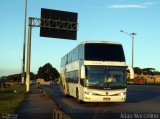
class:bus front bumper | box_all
[83,95,126,102]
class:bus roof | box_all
[61,41,123,59]
[80,41,122,45]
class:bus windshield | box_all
[85,66,126,89]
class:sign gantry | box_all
[26,8,78,92]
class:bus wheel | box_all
[76,89,83,104]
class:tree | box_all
[1,72,36,82]
[133,67,142,75]
[133,67,160,75]
[37,63,60,81]
[153,71,160,75]
[142,68,155,75]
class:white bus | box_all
[60,41,133,103]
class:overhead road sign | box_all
[40,8,78,40]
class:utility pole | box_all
[21,0,27,84]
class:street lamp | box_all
[21,0,27,84]
[120,30,136,68]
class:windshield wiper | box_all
[105,85,126,89]
[88,84,102,88]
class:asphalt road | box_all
[41,85,160,119]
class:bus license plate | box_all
[103,98,110,101]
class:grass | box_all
[0,85,26,113]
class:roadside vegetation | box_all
[0,85,26,113]
[128,67,160,85]
[0,62,60,114]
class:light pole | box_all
[120,30,136,68]
[21,0,27,85]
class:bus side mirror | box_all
[81,65,86,79]
[127,66,134,79]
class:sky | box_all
[0,0,160,77]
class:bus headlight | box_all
[119,92,126,96]
[85,91,96,95]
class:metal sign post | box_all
[26,18,32,92]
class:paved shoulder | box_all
[17,85,57,119]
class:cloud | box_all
[108,4,146,9]
[107,2,155,9]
